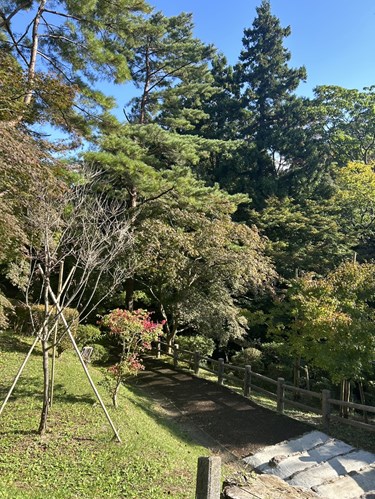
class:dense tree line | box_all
[1,0,375,421]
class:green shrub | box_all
[177,335,215,357]
[76,324,102,348]
[90,343,110,364]
[11,302,79,356]
[231,347,264,371]
[0,293,13,329]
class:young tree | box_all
[0,167,132,438]
[101,309,163,407]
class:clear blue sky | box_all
[146,0,375,97]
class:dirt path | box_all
[131,357,311,459]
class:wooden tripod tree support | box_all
[0,270,122,443]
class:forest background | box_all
[1,0,375,421]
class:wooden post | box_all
[322,389,331,431]
[157,340,161,359]
[173,344,179,368]
[195,456,221,499]
[277,377,285,413]
[194,351,200,375]
[218,358,224,385]
[243,365,252,397]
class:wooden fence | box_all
[155,340,375,433]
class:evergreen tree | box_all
[235,0,307,203]
[0,0,150,135]
[126,11,216,132]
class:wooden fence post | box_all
[277,377,285,413]
[194,351,200,375]
[195,456,221,499]
[173,344,179,368]
[243,365,252,397]
[157,340,161,359]
[322,389,331,431]
[218,358,224,385]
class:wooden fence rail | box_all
[155,340,375,434]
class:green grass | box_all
[0,332,209,498]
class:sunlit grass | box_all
[0,332,209,498]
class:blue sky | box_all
[145,0,375,97]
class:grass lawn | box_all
[0,332,209,498]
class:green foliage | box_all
[231,347,264,371]
[176,335,215,357]
[0,292,13,329]
[333,162,375,257]
[11,303,79,356]
[232,0,307,203]
[1,0,151,134]
[252,196,352,278]
[127,11,216,130]
[90,343,110,364]
[313,85,375,165]
[272,262,375,384]
[76,324,102,347]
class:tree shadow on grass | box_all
[0,331,42,356]
[0,380,95,406]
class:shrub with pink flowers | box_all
[101,309,164,407]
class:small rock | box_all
[268,454,287,467]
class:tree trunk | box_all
[38,339,50,434]
[25,0,47,106]
[39,272,50,434]
[358,381,368,423]
[112,380,121,409]
[293,357,301,400]
[125,186,137,311]
[340,379,350,418]
[139,42,151,124]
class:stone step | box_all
[288,450,375,489]
[243,430,329,469]
[243,431,375,498]
[313,465,375,498]
[259,438,353,480]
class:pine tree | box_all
[126,11,216,131]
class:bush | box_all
[177,335,215,357]
[231,347,264,371]
[11,302,79,356]
[0,293,13,329]
[76,324,102,348]
[90,343,110,364]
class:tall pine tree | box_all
[235,0,307,204]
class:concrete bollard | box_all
[195,456,221,499]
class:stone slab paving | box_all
[243,431,375,498]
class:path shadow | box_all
[128,357,311,458]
